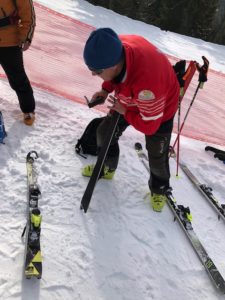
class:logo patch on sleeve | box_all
[138,90,155,101]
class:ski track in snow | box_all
[0,78,225,300]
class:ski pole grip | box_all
[196,56,209,85]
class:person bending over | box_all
[82,28,180,212]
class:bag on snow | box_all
[75,117,105,157]
[0,111,7,144]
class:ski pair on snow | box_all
[22,151,42,279]
[134,142,225,293]
[179,163,225,222]
[169,145,225,222]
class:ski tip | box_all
[80,204,87,213]
[26,151,38,162]
[134,142,143,151]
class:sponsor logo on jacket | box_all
[138,90,155,101]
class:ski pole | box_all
[172,56,209,176]
[175,97,182,176]
[172,81,201,154]
[169,61,197,160]
[171,56,209,154]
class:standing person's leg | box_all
[0,46,35,124]
[145,118,173,212]
[146,132,171,193]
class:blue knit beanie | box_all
[83,28,123,70]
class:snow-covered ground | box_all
[0,1,225,299]
[37,0,225,74]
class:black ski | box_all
[179,163,225,222]
[80,112,120,213]
[22,151,42,279]
[135,142,225,293]
[205,146,225,162]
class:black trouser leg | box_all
[0,46,35,113]
[146,123,173,195]
[96,113,129,170]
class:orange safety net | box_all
[0,2,224,146]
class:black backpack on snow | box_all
[75,117,105,157]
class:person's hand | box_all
[20,41,31,51]
[107,95,126,115]
[86,89,108,108]
[91,89,108,102]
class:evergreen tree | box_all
[85,0,225,45]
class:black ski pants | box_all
[0,46,35,113]
[96,113,173,195]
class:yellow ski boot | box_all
[82,164,115,180]
[150,193,167,212]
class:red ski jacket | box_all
[102,35,180,135]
